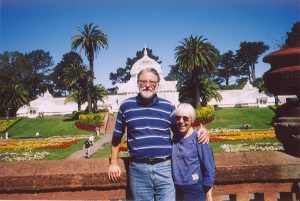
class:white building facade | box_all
[16,89,87,118]
[208,81,275,108]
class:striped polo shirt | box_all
[113,94,176,159]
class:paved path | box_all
[67,134,112,159]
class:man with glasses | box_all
[108,67,210,201]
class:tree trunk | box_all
[251,63,256,83]
[193,68,201,109]
[88,58,94,86]
[87,57,94,113]
[77,101,81,111]
[85,76,92,113]
[248,73,252,84]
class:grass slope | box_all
[5,116,91,139]
[206,108,274,129]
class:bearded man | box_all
[108,67,210,201]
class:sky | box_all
[1,0,299,89]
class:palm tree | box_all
[64,63,88,88]
[175,35,219,108]
[199,77,222,106]
[71,23,109,112]
[0,83,30,116]
[64,62,88,111]
[64,88,86,111]
[90,84,108,112]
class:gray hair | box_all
[176,103,196,122]
[137,67,160,83]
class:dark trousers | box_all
[175,182,205,201]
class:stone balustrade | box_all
[0,151,299,200]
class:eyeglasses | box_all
[175,115,190,122]
[138,80,157,87]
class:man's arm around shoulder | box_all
[196,124,211,144]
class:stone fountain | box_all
[263,22,300,157]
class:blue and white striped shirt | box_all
[113,94,176,159]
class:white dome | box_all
[114,47,179,108]
[130,48,162,78]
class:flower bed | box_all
[117,129,276,155]
[0,137,80,150]
[220,143,284,152]
[210,129,275,142]
[0,151,50,162]
[75,123,101,131]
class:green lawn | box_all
[205,107,274,129]
[3,116,91,139]
[0,115,98,161]
[0,107,279,161]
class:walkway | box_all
[67,133,112,159]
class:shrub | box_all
[76,112,105,126]
[72,111,86,120]
[195,105,215,124]
[240,123,252,130]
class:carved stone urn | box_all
[263,47,300,157]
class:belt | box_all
[131,156,171,165]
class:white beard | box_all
[140,90,156,99]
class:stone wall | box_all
[0,151,299,200]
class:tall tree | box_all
[24,50,54,99]
[71,23,108,112]
[216,50,239,86]
[51,51,83,96]
[168,65,221,107]
[236,41,269,84]
[109,47,161,85]
[0,50,52,116]
[283,21,300,48]
[174,35,219,108]
[0,51,26,86]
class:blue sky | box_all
[1,0,299,88]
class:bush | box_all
[76,112,105,126]
[72,111,86,120]
[240,124,252,130]
[195,105,215,124]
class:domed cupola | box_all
[130,48,162,78]
[112,46,179,111]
